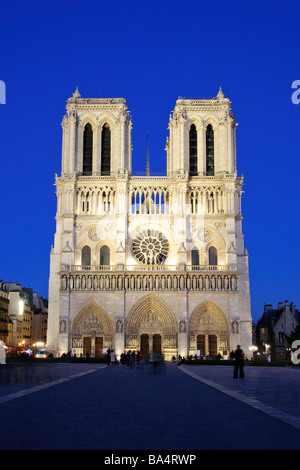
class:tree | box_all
[286,322,300,348]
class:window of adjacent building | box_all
[206,124,214,176]
[83,123,93,175]
[189,124,197,176]
[81,245,91,266]
[279,332,285,343]
[100,245,110,266]
[208,246,218,265]
[101,123,111,175]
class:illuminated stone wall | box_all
[47,89,252,359]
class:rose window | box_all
[132,229,169,265]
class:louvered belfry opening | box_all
[206,124,214,176]
[189,124,197,176]
[101,123,111,175]
[83,123,93,175]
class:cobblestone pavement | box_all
[0,361,299,450]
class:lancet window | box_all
[81,245,91,267]
[206,124,214,176]
[101,123,111,175]
[76,188,114,215]
[83,123,93,175]
[209,246,218,266]
[191,247,199,265]
[189,124,197,176]
[130,188,169,215]
[81,191,90,213]
[100,245,110,266]
[190,187,224,215]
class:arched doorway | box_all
[189,300,230,358]
[71,302,114,357]
[126,294,177,360]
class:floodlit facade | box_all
[47,87,252,360]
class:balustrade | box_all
[60,270,238,292]
[62,264,237,272]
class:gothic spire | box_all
[216,86,225,99]
[145,132,150,176]
[72,86,81,98]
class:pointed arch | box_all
[209,246,218,265]
[101,123,111,175]
[71,302,114,337]
[206,123,214,175]
[81,245,91,266]
[191,246,199,265]
[126,294,177,335]
[189,300,229,336]
[100,245,110,265]
[189,123,197,176]
[83,123,93,175]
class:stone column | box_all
[61,116,69,175]
[68,113,77,174]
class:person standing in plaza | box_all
[130,350,136,369]
[110,349,116,365]
[233,345,245,378]
[139,349,145,369]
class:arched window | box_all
[208,246,218,266]
[81,245,91,267]
[100,245,110,265]
[83,123,93,175]
[101,123,111,175]
[189,124,197,176]
[191,247,199,266]
[206,124,214,176]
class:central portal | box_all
[126,295,177,361]
[153,334,161,354]
[140,333,162,355]
[141,334,149,355]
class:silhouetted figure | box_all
[233,345,245,378]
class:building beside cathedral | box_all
[47,87,252,360]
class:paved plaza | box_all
[0,361,300,451]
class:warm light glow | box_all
[19,300,24,315]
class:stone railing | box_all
[59,271,238,292]
[62,264,237,273]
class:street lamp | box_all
[249,345,258,358]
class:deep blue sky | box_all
[0,0,299,322]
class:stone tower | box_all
[47,88,252,359]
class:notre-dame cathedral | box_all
[47,87,252,360]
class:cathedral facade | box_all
[47,87,252,360]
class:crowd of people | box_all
[105,345,245,377]
[106,348,165,372]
